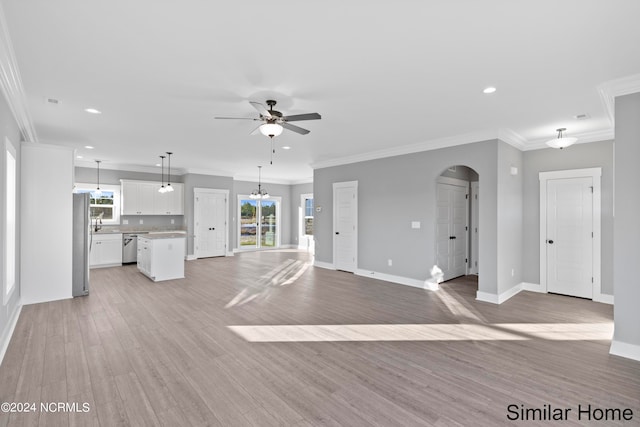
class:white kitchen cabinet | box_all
[121,180,184,215]
[90,233,123,268]
[154,183,184,215]
[137,234,185,281]
[121,181,156,215]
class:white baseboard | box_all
[355,269,439,291]
[523,282,545,293]
[186,254,197,261]
[476,283,524,304]
[593,292,614,305]
[226,251,235,257]
[0,302,22,366]
[610,340,640,362]
[314,260,335,270]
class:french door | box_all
[238,197,280,249]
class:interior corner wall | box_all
[496,141,524,295]
[0,92,23,361]
[313,139,499,297]
[612,92,640,358]
[290,182,313,248]
[521,141,614,293]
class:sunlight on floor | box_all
[225,259,310,308]
[435,285,487,323]
[228,323,614,342]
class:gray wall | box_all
[613,93,640,351]
[497,142,524,293]
[314,139,507,297]
[0,91,23,355]
[521,141,614,294]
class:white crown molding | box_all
[75,159,187,176]
[523,127,615,151]
[0,3,37,142]
[233,174,303,186]
[497,128,528,150]
[597,72,640,126]
[311,129,498,170]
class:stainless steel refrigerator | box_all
[72,192,91,296]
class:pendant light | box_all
[546,128,577,149]
[158,155,167,193]
[249,166,269,199]
[93,160,102,197]
[165,151,175,192]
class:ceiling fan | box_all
[215,100,321,138]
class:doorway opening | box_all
[435,165,479,287]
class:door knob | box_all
[547,239,554,244]
[335,232,340,235]
[450,236,456,240]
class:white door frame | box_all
[539,168,604,301]
[436,176,470,279]
[194,188,229,258]
[299,193,315,252]
[333,181,358,271]
[469,181,479,275]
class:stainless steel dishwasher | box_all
[122,233,147,264]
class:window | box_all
[238,196,281,249]
[304,196,314,236]
[4,138,17,304]
[74,183,121,225]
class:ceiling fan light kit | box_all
[260,123,283,138]
[546,127,577,149]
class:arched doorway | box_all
[435,165,479,283]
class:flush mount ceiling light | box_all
[85,145,94,149]
[546,127,577,149]
[483,86,497,94]
[249,166,269,200]
[94,160,102,197]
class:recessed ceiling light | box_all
[76,155,83,159]
[155,163,161,167]
[85,145,94,149]
[46,98,59,104]
[483,86,497,94]
[282,146,291,150]
[84,108,102,114]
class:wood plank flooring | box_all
[1,250,638,426]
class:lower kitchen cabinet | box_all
[137,234,185,281]
[90,233,122,268]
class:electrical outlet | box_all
[171,219,175,224]
[388,259,393,266]
[123,219,128,225]
[511,268,515,277]
[139,219,143,224]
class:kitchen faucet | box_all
[93,212,103,232]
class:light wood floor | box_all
[1,250,638,426]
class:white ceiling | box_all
[3,0,640,183]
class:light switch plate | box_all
[411,221,421,229]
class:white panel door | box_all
[194,190,227,258]
[436,182,468,281]
[546,177,593,298]
[333,182,357,272]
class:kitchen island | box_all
[137,233,186,282]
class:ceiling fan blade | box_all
[250,125,262,135]
[282,122,310,135]
[282,113,321,122]
[214,116,258,120]
[250,101,272,118]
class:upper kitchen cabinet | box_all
[121,180,184,215]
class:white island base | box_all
[137,233,186,281]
